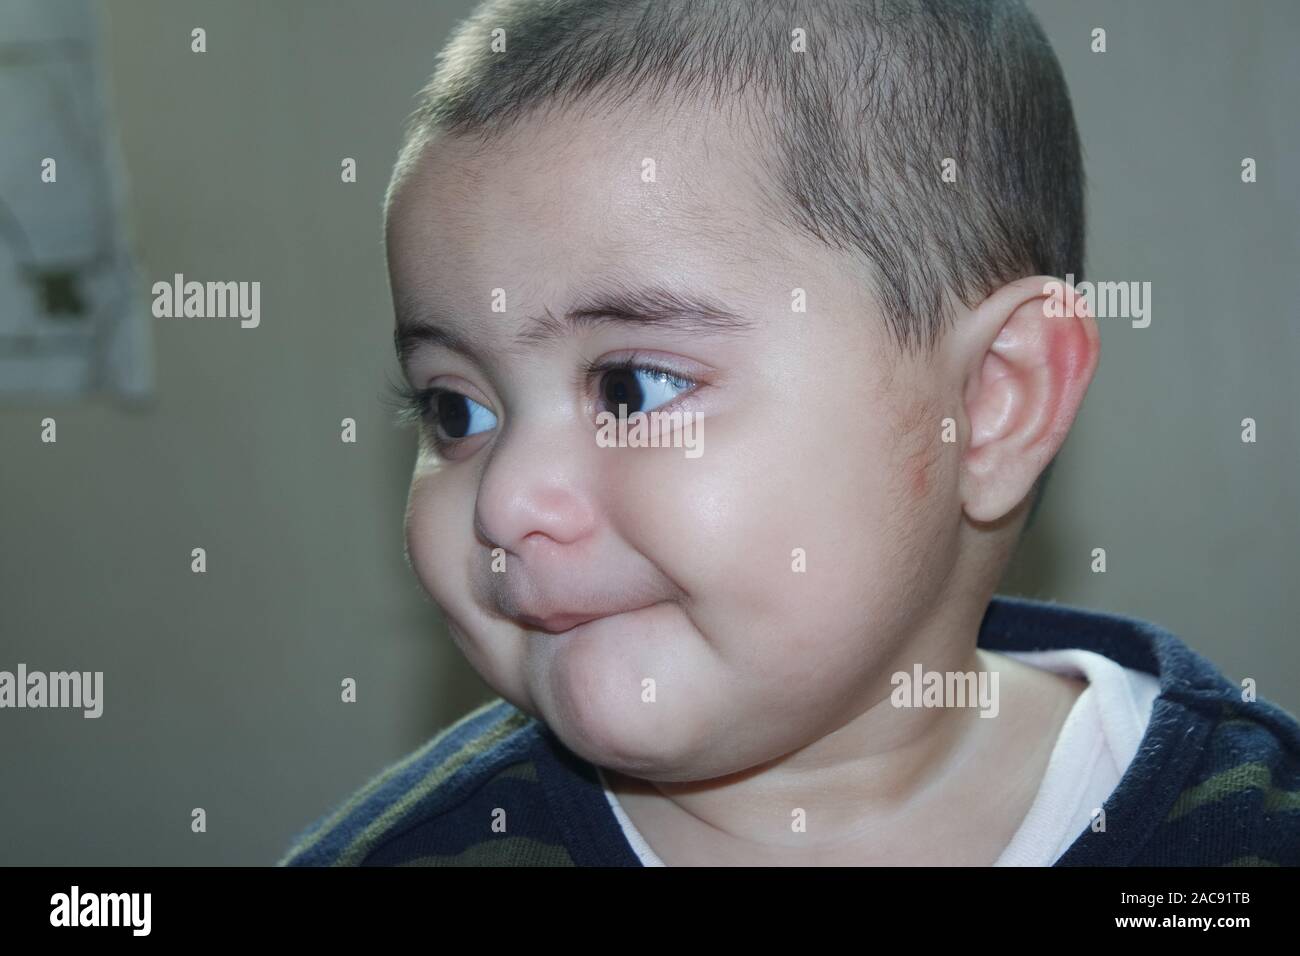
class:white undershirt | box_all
[598,649,1161,866]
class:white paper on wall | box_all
[0,0,151,398]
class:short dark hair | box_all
[385,0,1086,355]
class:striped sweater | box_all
[277,595,1300,866]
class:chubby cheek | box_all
[603,414,800,642]
[607,408,906,687]
[555,411,921,774]
[404,470,467,612]
[404,471,531,703]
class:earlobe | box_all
[958,276,1099,524]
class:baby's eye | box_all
[597,364,696,418]
[433,390,497,441]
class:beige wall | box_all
[0,0,1296,864]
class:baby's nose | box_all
[472,423,601,556]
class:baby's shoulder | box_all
[1181,695,1300,804]
[1128,694,1300,865]
[277,698,563,866]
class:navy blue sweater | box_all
[278,595,1300,866]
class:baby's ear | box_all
[957,275,1100,524]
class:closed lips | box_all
[518,602,657,634]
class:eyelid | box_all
[580,349,709,386]
[425,374,496,413]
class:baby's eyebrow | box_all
[394,282,755,370]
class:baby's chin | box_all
[518,601,727,779]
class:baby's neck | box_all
[604,652,1085,866]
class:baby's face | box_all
[387,99,962,781]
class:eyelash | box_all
[384,351,700,454]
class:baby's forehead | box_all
[389,96,789,266]
[386,94,881,349]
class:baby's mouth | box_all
[519,610,610,633]
[515,600,663,635]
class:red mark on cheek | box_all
[908,447,930,499]
[894,397,940,504]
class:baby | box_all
[279,0,1300,866]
